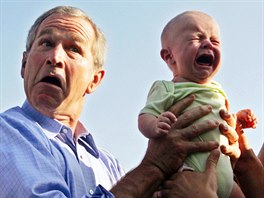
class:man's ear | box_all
[160,48,175,66]
[21,51,27,78]
[86,69,105,94]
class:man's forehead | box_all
[37,13,95,42]
[38,28,87,44]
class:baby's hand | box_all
[236,109,257,129]
[156,111,177,135]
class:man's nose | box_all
[46,44,65,67]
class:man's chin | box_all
[31,95,63,115]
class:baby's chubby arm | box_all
[138,112,177,139]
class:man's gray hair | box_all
[26,6,106,69]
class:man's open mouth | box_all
[196,54,214,66]
[40,76,62,88]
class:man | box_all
[1,6,123,197]
[0,6,254,197]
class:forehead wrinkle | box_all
[39,15,94,44]
[37,27,86,46]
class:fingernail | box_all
[223,124,228,131]
[214,120,219,126]
[225,112,231,118]
[207,105,212,111]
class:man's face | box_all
[169,13,221,83]
[21,14,101,117]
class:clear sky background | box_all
[0,0,263,171]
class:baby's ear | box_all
[160,48,175,65]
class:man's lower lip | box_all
[38,82,63,90]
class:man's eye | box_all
[70,46,80,53]
[41,41,52,47]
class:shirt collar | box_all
[21,100,90,138]
[21,100,99,158]
[22,100,63,139]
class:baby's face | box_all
[169,12,221,84]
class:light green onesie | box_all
[140,80,233,198]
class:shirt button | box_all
[89,189,94,195]
[62,128,68,133]
[79,155,83,159]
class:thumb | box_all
[204,149,220,192]
[205,149,220,174]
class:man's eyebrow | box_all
[37,28,88,46]
[38,28,85,43]
[70,34,86,43]
[38,29,53,37]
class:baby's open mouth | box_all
[196,54,214,66]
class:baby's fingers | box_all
[162,111,177,122]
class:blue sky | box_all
[0,0,263,170]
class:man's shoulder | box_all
[0,105,48,141]
[0,106,25,121]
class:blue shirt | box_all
[0,101,124,197]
